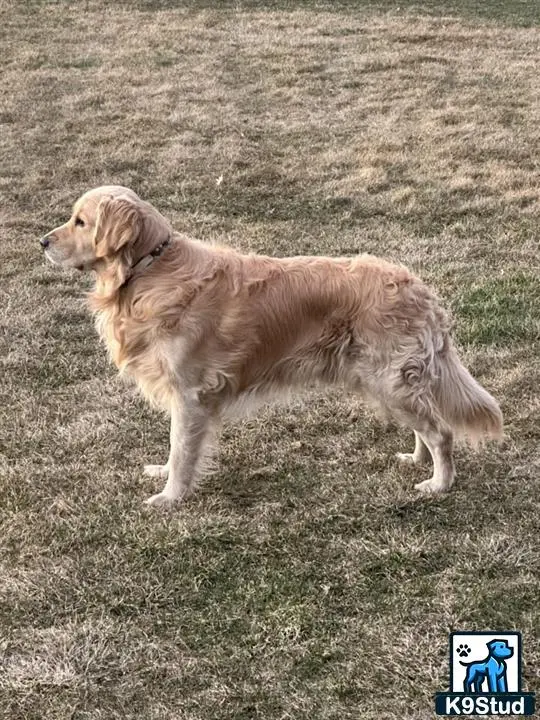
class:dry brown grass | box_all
[0,2,539,719]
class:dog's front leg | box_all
[497,671,507,693]
[486,664,501,693]
[143,414,176,480]
[144,391,212,508]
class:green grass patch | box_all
[453,273,540,347]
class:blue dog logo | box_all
[460,639,514,693]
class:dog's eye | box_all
[75,217,85,227]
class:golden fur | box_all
[42,185,503,506]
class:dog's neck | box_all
[124,234,172,286]
[90,234,173,310]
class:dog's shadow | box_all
[208,462,297,509]
[200,454,451,519]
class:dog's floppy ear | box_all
[94,195,141,258]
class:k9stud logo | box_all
[435,632,535,716]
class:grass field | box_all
[1,1,539,718]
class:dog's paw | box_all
[457,643,471,658]
[143,464,169,479]
[414,478,448,495]
[396,452,416,465]
[144,492,178,509]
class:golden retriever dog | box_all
[40,185,502,507]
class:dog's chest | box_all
[94,310,123,367]
[96,311,185,410]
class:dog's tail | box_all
[434,345,503,444]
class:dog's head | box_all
[487,639,513,660]
[40,186,171,280]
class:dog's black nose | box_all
[40,236,51,248]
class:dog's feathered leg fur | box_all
[145,391,215,507]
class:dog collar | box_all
[118,235,172,290]
[130,235,172,276]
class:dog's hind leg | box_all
[396,431,430,465]
[474,677,484,693]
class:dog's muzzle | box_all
[40,234,62,265]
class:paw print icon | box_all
[456,643,471,658]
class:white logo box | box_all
[450,632,521,693]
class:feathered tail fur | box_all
[434,345,503,443]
